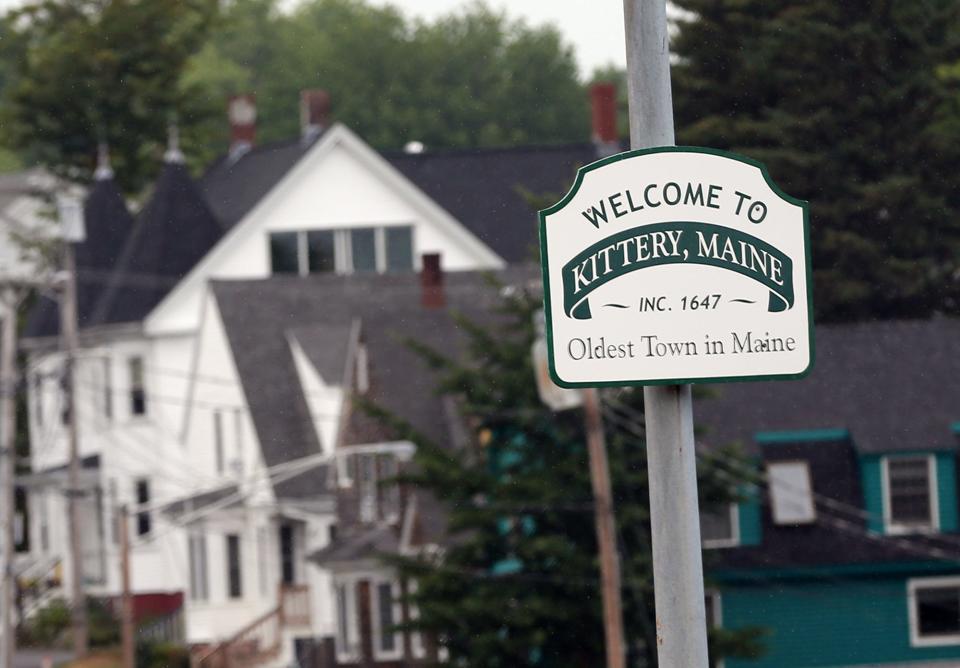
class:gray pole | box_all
[61,244,89,657]
[622,1,710,667]
[0,290,18,668]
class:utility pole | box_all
[622,1,710,666]
[119,505,134,668]
[581,388,625,668]
[61,242,89,657]
[1,288,19,668]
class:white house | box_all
[18,88,611,665]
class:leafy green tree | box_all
[365,286,764,666]
[189,0,589,153]
[1,0,217,193]
[671,0,960,321]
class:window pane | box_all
[129,357,146,416]
[768,461,816,524]
[280,524,296,585]
[701,505,733,544]
[350,228,377,274]
[270,232,300,274]
[227,534,243,598]
[307,230,335,273]
[378,582,396,652]
[336,584,350,650]
[385,227,413,273]
[136,480,151,536]
[889,457,932,526]
[918,587,960,636]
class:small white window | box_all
[884,455,938,533]
[409,580,427,659]
[909,577,960,646]
[102,357,113,420]
[188,533,209,602]
[768,461,816,525]
[371,579,403,661]
[701,503,739,549]
[128,356,146,416]
[213,410,224,475]
[335,580,360,662]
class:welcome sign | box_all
[540,147,813,387]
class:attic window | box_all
[269,227,414,276]
[885,455,937,533]
[767,461,816,525]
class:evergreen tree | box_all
[365,285,764,666]
[1,0,217,193]
[671,1,960,321]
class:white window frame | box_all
[334,579,360,663]
[188,532,209,602]
[370,578,403,662]
[705,589,724,668]
[409,580,427,659]
[767,460,817,525]
[883,455,939,535]
[908,576,960,647]
[702,502,740,549]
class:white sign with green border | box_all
[539,147,814,387]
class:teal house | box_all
[696,319,960,668]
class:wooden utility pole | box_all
[0,289,19,668]
[622,1,710,666]
[119,506,134,668]
[582,388,625,668]
[61,243,89,657]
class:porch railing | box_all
[194,584,311,667]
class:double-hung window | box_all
[188,533,209,602]
[701,503,739,549]
[371,580,402,661]
[226,534,243,599]
[909,577,960,646]
[768,461,816,525]
[335,581,360,662]
[884,455,937,533]
[129,357,146,416]
[135,479,151,537]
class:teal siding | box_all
[738,486,762,547]
[860,455,884,533]
[722,576,960,668]
[937,452,958,532]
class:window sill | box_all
[703,539,739,550]
[886,523,938,536]
[911,633,960,648]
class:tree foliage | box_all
[1,0,217,193]
[186,0,589,155]
[368,286,764,666]
[671,0,960,321]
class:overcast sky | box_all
[375,0,629,76]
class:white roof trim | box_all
[144,123,505,334]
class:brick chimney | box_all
[300,89,331,143]
[590,83,619,157]
[228,94,257,159]
[420,253,444,309]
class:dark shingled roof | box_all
[385,144,599,263]
[211,267,536,500]
[25,177,135,338]
[200,138,315,229]
[288,324,353,385]
[696,318,960,455]
[92,162,224,326]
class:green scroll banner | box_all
[562,221,794,320]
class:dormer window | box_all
[884,455,938,533]
[269,226,414,276]
[767,461,816,525]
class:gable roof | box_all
[24,175,136,338]
[91,162,224,326]
[211,267,536,499]
[696,318,960,455]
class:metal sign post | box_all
[624,2,709,665]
